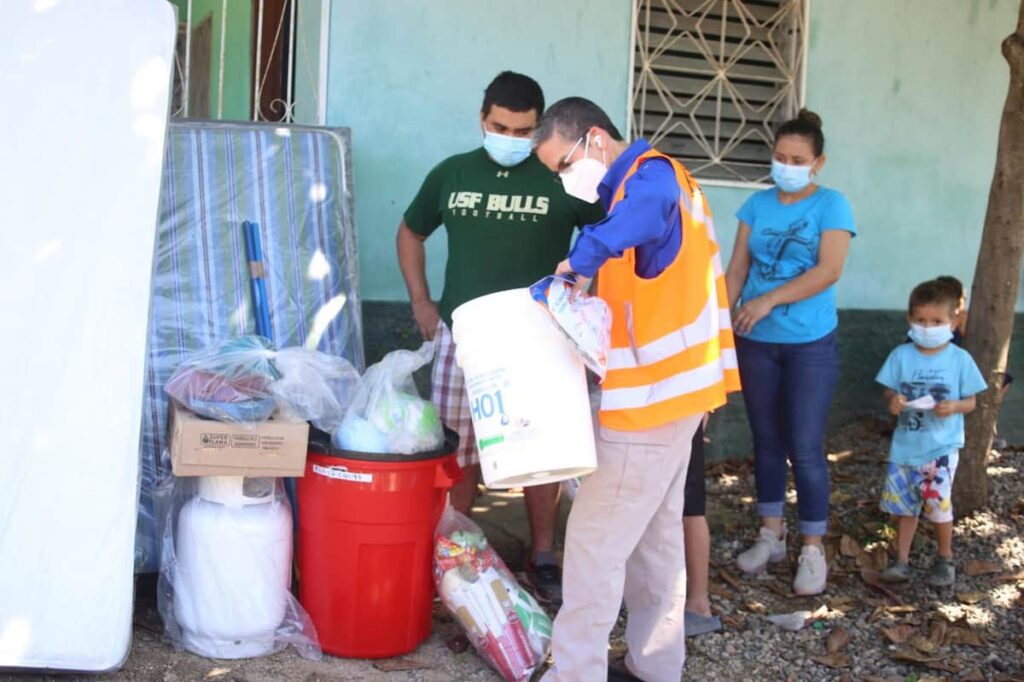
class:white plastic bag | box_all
[530,276,612,380]
[334,341,443,454]
[434,507,551,681]
[157,477,321,660]
[270,348,361,433]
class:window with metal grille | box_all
[630,0,808,185]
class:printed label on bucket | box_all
[312,464,373,483]
[464,366,532,451]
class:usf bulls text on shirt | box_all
[405,148,605,325]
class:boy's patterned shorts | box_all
[880,451,959,523]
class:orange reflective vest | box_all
[596,149,741,431]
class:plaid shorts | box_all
[880,451,959,523]
[432,321,478,467]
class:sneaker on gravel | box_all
[736,526,787,574]
[925,556,956,587]
[881,560,912,583]
[793,544,828,596]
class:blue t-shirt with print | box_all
[876,343,987,466]
[736,187,856,343]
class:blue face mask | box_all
[908,323,954,349]
[483,130,532,168]
[771,159,814,193]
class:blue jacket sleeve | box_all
[567,159,680,278]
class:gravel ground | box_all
[648,417,1024,682]
[7,418,1021,682]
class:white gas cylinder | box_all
[173,476,292,658]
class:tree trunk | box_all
[956,1,1024,515]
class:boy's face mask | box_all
[908,323,953,349]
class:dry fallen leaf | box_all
[956,591,988,605]
[826,595,857,611]
[860,567,903,601]
[810,652,852,669]
[890,647,947,664]
[882,623,917,644]
[720,569,743,590]
[992,570,1024,583]
[374,657,432,672]
[708,582,732,599]
[826,627,851,654]
[909,634,939,654]
[927,658,963,674]
[961,668,986,682]
[839,535,862,558]
[964,559,1003,576]
[745,600,767,614]
[885,605,918,614]
[871,546,889,572]
[205,669,232,680]
[946,624,986,647]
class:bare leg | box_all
[524,482,561,558]
[683,516,711,617]
[933,521,953,559]
[763,516,785,539]
[895,515,919,562]
[449,464,481,515]
[803,535,823,548]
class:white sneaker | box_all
[794,544,828,595]
[736,526,787,574]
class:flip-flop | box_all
[684,610,722,637]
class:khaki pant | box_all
[544,413,702,682]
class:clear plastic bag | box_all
[157,476,321,660]
[334,341,443,454]
[164,336,280,423]
[270,348,362,433]
[530,275,612,380]
[433,507,552,681]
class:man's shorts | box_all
[432,321,478,468]
[880,451,959,523]
[683,423,706,517]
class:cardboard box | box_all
[169,402,309,477]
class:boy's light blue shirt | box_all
[876,343,987,466]
[736,186,856,343]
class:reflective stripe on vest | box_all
[596,148,741,430]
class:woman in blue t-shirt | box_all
[725,109,856,596]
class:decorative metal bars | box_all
[631,0,807,184]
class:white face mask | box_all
[908,323,954,349]
[559,134,606,204]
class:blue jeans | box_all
[736,331,839,536]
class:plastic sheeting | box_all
[0,0,175,672]
[137,121,364,572]
[158,478,321,660]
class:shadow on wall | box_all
[362,303,1024,461]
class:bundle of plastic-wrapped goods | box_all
[433,507,552,681]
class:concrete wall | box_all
[707,0,1021,310]
[329,0,1024,456]
[324,0,632,301]
[168,0,253,120]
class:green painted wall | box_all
[707,0,1021,310]
[324,0,632,301]
[169,0,252,120]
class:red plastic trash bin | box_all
[298,429,461,658]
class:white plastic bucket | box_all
[451,288,597,488]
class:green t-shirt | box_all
[404,148,606,325]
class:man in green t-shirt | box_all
[396,72,604,604]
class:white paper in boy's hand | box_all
[905,394,936,411]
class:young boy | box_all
[876,279,987,587]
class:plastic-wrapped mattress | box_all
[135,120,364,571]
[0,0,175,672]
